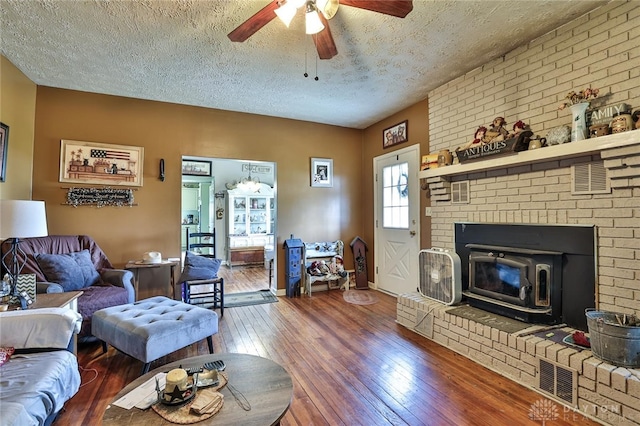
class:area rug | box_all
[447,305,531,334]
[343,290,378,305]
[224,291,278,308]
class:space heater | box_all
[418,248,462,305]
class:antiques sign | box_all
[456,130,531,163]
[456,138,518,163]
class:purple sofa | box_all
[0,235,134,338]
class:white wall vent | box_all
[538,358,578,407]
[451,180,470,204]
[572,161,610,195]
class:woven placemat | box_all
[152,372,228,424]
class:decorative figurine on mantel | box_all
[456,126,487,151]
[483,116,509,144]
[633,109,640,130]
[509,120,530,138]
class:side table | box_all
[125,260,180,301]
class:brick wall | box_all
[401,3,640,425]
[426,0,640,317]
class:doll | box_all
[457,126,487,151]
[330,255,348,278]
[509,120,529,138]
[483,116,509,143]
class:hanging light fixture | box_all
[237,164,261,192]
[275,1,297,27]
[275,0,307,27]
[305,1,325,35]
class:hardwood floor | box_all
[55,265,600,425]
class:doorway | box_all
[181,157,277,293]
[373,144,420,295]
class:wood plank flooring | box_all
[54,265,600,425]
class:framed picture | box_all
[311,158,333,188]
[59,140,144,186]
[0,122,8,182]
[383,120,408,148]
[182,159,212,177]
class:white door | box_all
[374,144,420,295]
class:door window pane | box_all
[382,162,409,229]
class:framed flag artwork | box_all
[59,140,144,187]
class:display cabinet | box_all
[226,183,274,266]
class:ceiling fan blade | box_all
[228,1,280,42]
[339,0,413,18]
[312,14,338,60]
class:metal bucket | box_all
[585,309,640,368]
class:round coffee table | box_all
[103,353,293,425]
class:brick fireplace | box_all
[398,131,640,425]
[398,3,640,424]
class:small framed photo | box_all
[383,120,408,148]
[311,158,333,188]
[0,122,8,182]
[182,159,212,177]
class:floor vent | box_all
[414,308,434,339]
[572,160,610,194]
[451,180,470,204]
[538,358,577,407]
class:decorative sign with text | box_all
[587,103,631,126]
[456,131,531,163]
[66,187,135,207]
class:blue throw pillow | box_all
[179,251,221,283]
[36,250,101,291]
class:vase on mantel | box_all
[570,102,590,142]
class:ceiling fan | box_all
[228,0,413,60]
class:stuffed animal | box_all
[307,261,323,276]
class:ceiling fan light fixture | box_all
[317,0,339,19]
[275,2,297,27]
[305,2,324,35]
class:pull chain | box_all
[304,49,308,78]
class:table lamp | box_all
[0,200,48,308]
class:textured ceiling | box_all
[1,0,607,129]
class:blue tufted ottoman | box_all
[92,296,218,374]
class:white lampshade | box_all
[305,7,324,35]
[275,2,297,27]
[0,200,48,240]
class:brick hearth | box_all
[397,294,640,426]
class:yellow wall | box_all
[0,56,37,199]
[3,54,432,291]
[32,87,363,290]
